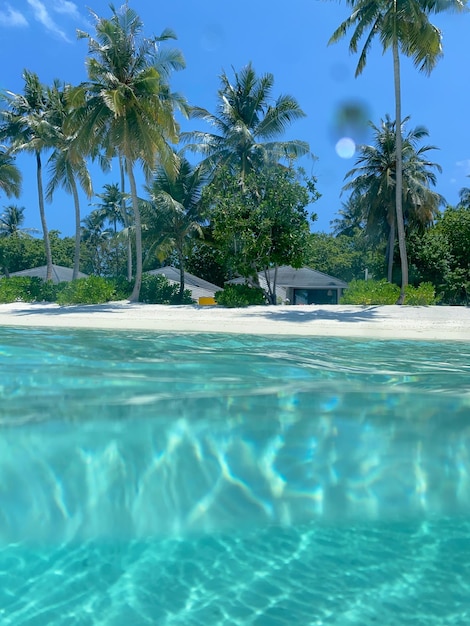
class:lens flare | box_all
[335,137,356,159]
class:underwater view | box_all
[1,327,470,625]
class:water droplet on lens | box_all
[335,137,356,159]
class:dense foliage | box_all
[138,274,194,305]
[0,4,468,307]
[0,272,194,306]
[202,166,318,301]
[340,279,437,305]
[56,275,116,305]
[214,284,266,308]
[408,205,470,305]
[0,276,57,303]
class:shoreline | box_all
[0,302,469,341]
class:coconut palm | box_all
[80,210,113,276]
[343,116,443,282]
[70,4,188,301]
[182,63,309,179]
[45,81,97,279]
[91,182,133,278]
[143,157,207,299]
[0,148,22,199]
[0,205,38,238]
[93,183,126,234]
[329,0,466,302]
[458,180,470,208]
[330,190,365,237]
[0,70,55,280]
[117,158,133,281]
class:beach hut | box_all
[7,265,88,284]
[146,266,221,304]
[229,266,348,304]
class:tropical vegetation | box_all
[0,2,468,307]
[69,4,187,301]
[0,70,55,280]
[329,0,467,302]
[182,63,310,178]
[341,116,443,282]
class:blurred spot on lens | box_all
[331,100,371,144]
[200,24,224,52]
[335,137,356,159]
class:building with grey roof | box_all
[229,265,348,304]
[7,264,88,284]
[147,266,221,303]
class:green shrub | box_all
[56,276,116,305]
[37,279,59,302]
[109,276,133,301]
[0,276,32,303]
[404,282,438,305]
[139,274,194,304]
[215,283,266,307]
[341,279,438,305]
[0,276,58,303]
[340,279,399,305]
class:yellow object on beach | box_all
[198,297,216,306]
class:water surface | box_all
[1,328,469,625]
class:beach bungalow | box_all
[229,265,348,304]
[6,264,88,284]
[146,266,221,304]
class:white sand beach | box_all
[0,302,468,341]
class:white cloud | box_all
[0,4,28,27]
[26,0,70,41]
[455,159,470,175]
[52,0,79,19]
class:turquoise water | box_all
[1,327,470,625]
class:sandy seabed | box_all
[0,302,468,341]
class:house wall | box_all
[290,288,344,305]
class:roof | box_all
[147,266,221,301]
[228,266,348,289]
[267,266,348,289]
[7,264,88,284]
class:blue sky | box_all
[0,0,469,236]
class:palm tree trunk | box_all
[387,216,396,283]
[120,156,133,281]
[36,152,53,281]
[70,176,81,280]
[127,162,142,303]
[178,250,185,300]
[392,36,409,304]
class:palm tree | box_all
[45,81,96,279]
[80,210,113,276]
[143,157,207,299]
[93,183,125,233]
[0,205,38,238]
[70,4,188,301]
[0,70,55,280]
[330,190,365,237]
[329,0,466,302]
[182,63,310,179]
[458,180,470,208]
[0,147,22,198]
[343,116,443,281]
[92,182,133,278]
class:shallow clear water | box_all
[1,327,470,625]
